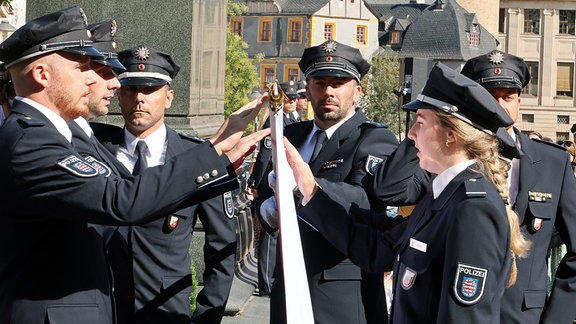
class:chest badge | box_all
[532,218,543,231]
[528,191,552,202]
[401,267,417,290]
[166,215,179,230]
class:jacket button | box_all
[211,170,218,177]
[196,176,204,184]
[203,173,210,180]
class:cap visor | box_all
[480,81,522,90]
[119,77,168,87]
[92,58,126,71]
[496,128,521,159]
[309,69,356,79]
[61,47,104,59]
[402,99,435,111]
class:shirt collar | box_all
[73,116,93,138]
[16,96,72,142]
[123,124,167,158]
[432,159,476,199]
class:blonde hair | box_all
[435,110,531,287]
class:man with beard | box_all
[93,45,237,324]
[0,6,267,324]
[258,40,398,324]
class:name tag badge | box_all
[409,238,427,253]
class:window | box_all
[522,114,534,123]
[286,67,300,82]
[499,8,506,34]
[259,18,272,42]
[558,115,570,124]
[324,23,335,41]
[389,30,401,45]
[469,24,479,47]
[356,25,367,45]
[288,19,302,43]
[261,65,276,87]
[230,18,242,37]
[557,63,574,97]
[522,62,539,97]
[559,10,575,35]
[524,9,540,34]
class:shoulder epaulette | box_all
[361,120,389,128]
[16,116,44,128]
[532,138,567,151]
[464,178,487,198]
[179,132,204,143]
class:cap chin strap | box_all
[117,71,172,83]
[417,94,495,136]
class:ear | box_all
[446,130,456,145]
[164,88,175,110]
[30,62,50,88]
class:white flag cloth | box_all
[269,100,314,323]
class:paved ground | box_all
[222,294,270,324]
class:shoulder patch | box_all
[57,155,99,177]
[361,120,389,128]
[463,178,486,198]
[365,155,384,175]
[179,132,205,143]
[17,116,44,128]
[83,155,112,177]
[223,191,235,219]
[263,136,272,149]
[454,263,487,305]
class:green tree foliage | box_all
[225,2,259,133]
[361,54,406,140]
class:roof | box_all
[366,0,498,60]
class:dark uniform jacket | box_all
[94,124,237,324]
[371,131,576,323]
[502,129,576,324]
[300,166,512,323]
[0,100,237,324]
[264,109,398,324]
[70,120,132,324]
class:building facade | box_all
[499,0,576,141]
[231,0,380,89]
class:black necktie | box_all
[132,141,148,176]
[310,130,327,163]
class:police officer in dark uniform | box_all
[68,19,133,324]
[285,63,524,323]
[249,80,301,296]
[462,50,576,324]
[92,45,237,324]
[0,7,266,324]
[258,40,398,324]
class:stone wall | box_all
[27,0,227,137]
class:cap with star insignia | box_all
[461,50,530,90]
[298,40,371,83]
[279,80,298,99]
[88,19,125,71]
[116,45,180,86]
[403,63,519,158]
[0,6,103,69]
